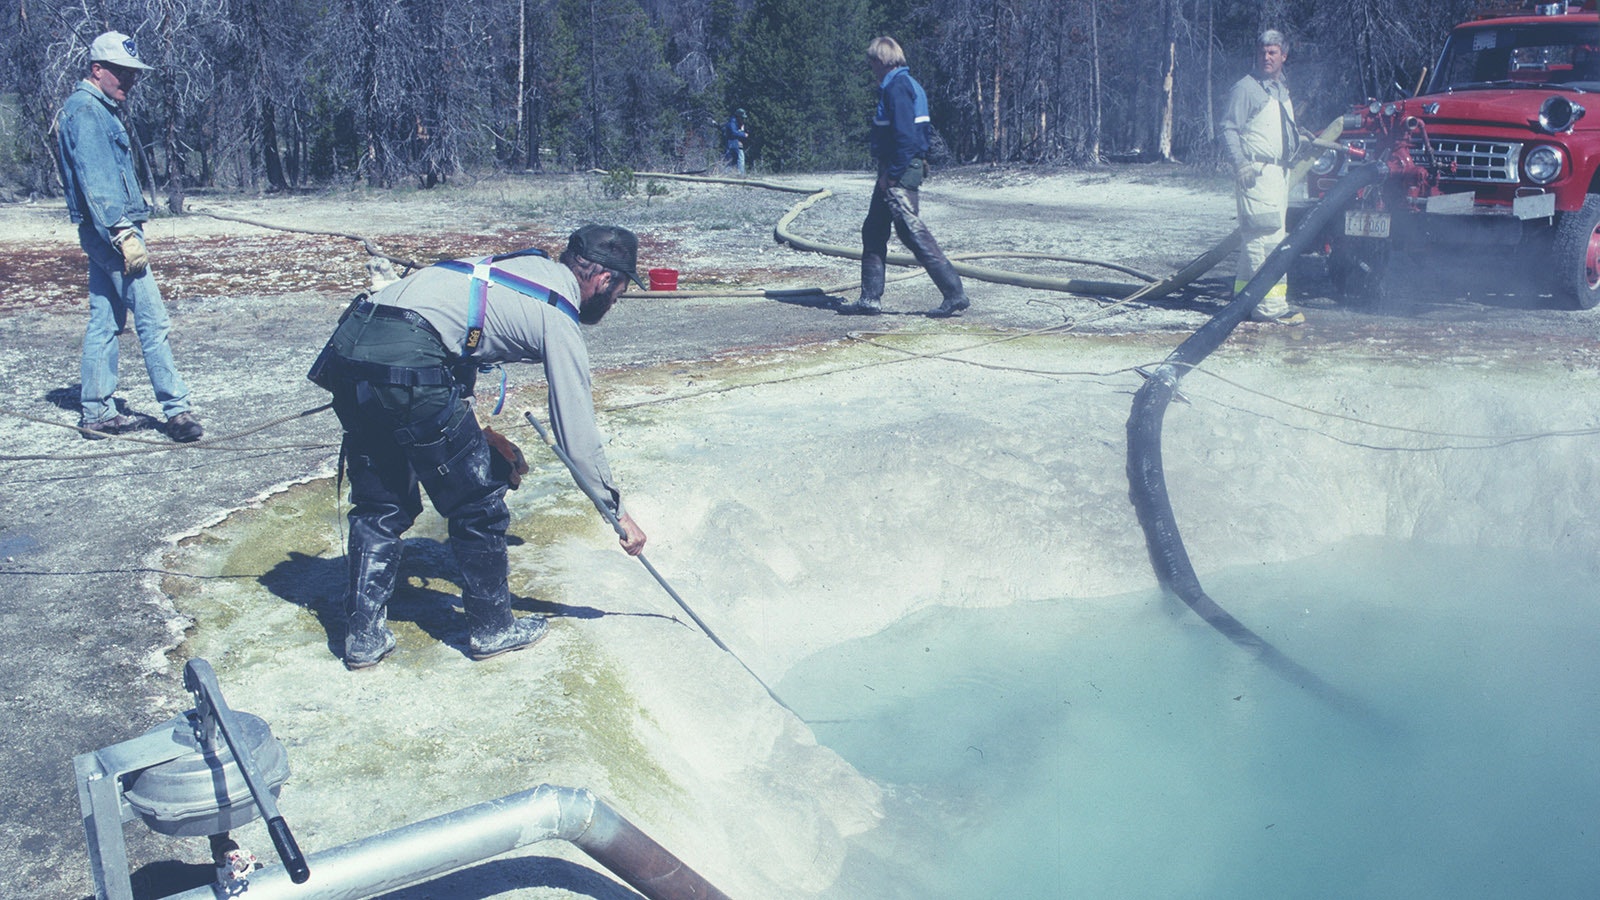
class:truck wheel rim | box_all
[1588,223,1600,291]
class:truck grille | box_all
[1413,137,1520,183]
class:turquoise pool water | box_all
[782,539,1600,899]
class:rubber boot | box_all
[344,542,400,670]
[457,546,548,660]
[925,259,970,317]
[852,252,886,315]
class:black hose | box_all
[1125,163,1388,718]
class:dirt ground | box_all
[3,165,1599,899]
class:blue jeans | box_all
[78,222,190,423]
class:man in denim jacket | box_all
[56,31,203,441]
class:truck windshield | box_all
[1430,23,1600,92]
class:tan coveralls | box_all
[1220,74,1300,317]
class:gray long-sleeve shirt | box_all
[373,253,625,515]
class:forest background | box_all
[0,0,1491,201]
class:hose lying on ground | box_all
[1124,161,1388,721]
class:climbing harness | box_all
[433,247,579,414]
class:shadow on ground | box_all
[258,538,670,662]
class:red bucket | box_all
[648,267,679,291]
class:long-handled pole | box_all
[184,658,311,884]
[521,411,797,716]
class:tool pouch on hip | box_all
[898,157,926,190]
[306,293,370,391]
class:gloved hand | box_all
[113,228,149,276]
[482,425,529,490]
[1235,162,1258,191]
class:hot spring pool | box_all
[781,538,1600,899]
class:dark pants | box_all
[327,313,516,651]
[334,393,509,563]
[859,183,966,304]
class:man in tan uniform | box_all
[1220,29,1305,325]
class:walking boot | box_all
[78,413,135,440]
[848,251,886,315]
[344,544,401,670]
[165,412,204,443]
[457,546,549,660]
[470,615,549,661]
[848,296,883,315]
[928,294,970,317]
[923,253,970,317]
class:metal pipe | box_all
[163,784,730,900]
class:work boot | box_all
[850,249,887,314]
[469,615,549,660]
[455,545,548,660]
[344,544,401,670]
[847,296,882,315]
[78,413,134,440]
[1251,308,1306,326]
[166,412,204,443]
[920,248,969,317]
[928,294,971,318]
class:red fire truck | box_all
[1310,1,1600,307]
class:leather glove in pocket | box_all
[483,425,529,490]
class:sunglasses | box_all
[99,63,140,83]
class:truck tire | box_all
[1327,237,1388,305]
[1553,193,1600,309]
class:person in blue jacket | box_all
[846,36,969,317]
[723,109,749,175]
[55,31,203,442]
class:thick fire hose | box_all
[521,411,796,716]
[1125,161,1387,719]
[622,124,1341,304]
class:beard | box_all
[578,276,622,324]
[578,293,616,325]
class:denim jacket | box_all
[56,81,150,243]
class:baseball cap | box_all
[567,224,647,289]
[89,32,153,70]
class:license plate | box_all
[1344,210,1391,238]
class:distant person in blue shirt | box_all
[723,108,749,175]
[846,36,969,317]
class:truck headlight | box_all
[1310,147,1341,175]
[1524,145,1564,184]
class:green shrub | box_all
[601,167,637,199]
